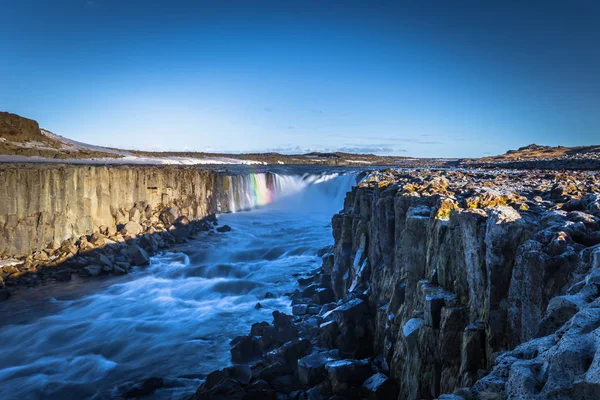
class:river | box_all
[0,169,358,399]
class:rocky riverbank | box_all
[0,163,236,257]
[0,205,232,301]
[0,163,254,300]
[172,168,600,400]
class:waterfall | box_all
[225,172,357,214]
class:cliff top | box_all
[0,112,46,143]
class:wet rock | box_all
[217,225,232,233]
[312,288,335,305]
[319,320,340,348]
[113,265,128,275]
[256,362,285,383]
[230,336,261,363]
[402,318,424,347]
[322,298,368,325]
[80,264,102,277]
[267,339,311,368]
[326,359,374,394]
[307,305,322,315]
[298,352,330,386]
[293,304,308,316]
[126,245,150,266]
[361,373,398,400]
[246,379,270,391]
[55,269,72,281]
[223,364,252,385]
[301,284,320,298]
[192,378,245,400]
[123,377,163,398]
[93,252,113,268]
[272,311,298,342]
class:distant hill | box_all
[1,112,598,169]
[0,112,122,160]
[481,143,600,162]
[457,143,600,170]
[0,111,412,166]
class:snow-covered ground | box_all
[41,129,131,156]
[0,154,266,165]
[0,129,266,165]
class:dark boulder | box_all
[126,245,150,266]
[325,359,374,395]
[312,288,335,305]
[298,352,332,386]
[122,377,163,398]
[361,373,398,400]
[192,378,245,400]
[230,335,262,363]
[267,339,311,368]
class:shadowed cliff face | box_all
[330,169,600,399]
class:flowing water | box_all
[0,169,358,400]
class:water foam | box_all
[0,170,357,400]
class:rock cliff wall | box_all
[0,164,234,256]
[330,170,600,399]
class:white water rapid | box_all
[0,170,357,400]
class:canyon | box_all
[189,169,600,400]
[1,112,600,400]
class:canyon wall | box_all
[0,164,235,256]
[330,170,600,399]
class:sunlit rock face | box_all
[0,112,44,142]
[330,169,600,399]
[0,164,226,256]
[0,165,314,257]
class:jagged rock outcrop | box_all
[182,168,598,400]
[0,112,123,159]
[330,169,600,399]
[0,112,46,142]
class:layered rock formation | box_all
[330,169,600,399]
[0,164,248,296]
[0,164,234,257]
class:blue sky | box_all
[1,0,599,157]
